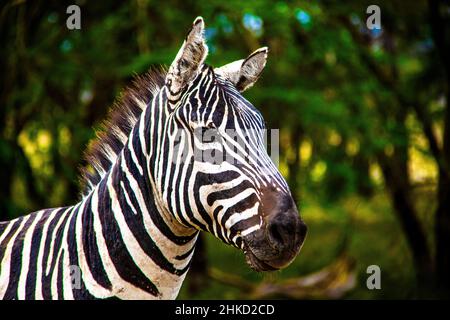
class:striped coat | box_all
[0,17,307,300]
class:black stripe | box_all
[97,177,160,297]
[170,121,196,228]
[114,163,190,276]
[3,213,37,300]
[0,219,21,267]
[174,236,198,260]
[207,180,254,206]
[220,192,259,228]
[136,134,197,245]
[56,249,64,299]
[25,210,52,299]
[41,208,71,299]
[81,195,112,290]
[230,214,261,240]
[192,171,242,233]
[66,204,97,300]
[212,205,229,244]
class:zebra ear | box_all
[215,47,268,92]
[166,17,208,96]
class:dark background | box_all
[1,0,449,299]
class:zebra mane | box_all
[80,67,167,196]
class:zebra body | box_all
[0,81,197,298]
[0,17,307,300]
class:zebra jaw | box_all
[243,248,279,272]
[239,192,308,272]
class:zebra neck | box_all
[81,119,198,299]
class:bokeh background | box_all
[1,0,449,299]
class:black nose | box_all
[267,212,307,249]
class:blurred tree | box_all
[336,0,450,295]
[0,0,449,298]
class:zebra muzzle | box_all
[242,206,307,272]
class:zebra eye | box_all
[200,125,216,136]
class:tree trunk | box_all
[353,153,374,198]
[376,98,433,294]
[379,153,434,294]
[429,0,450,296]
[434,85,450,296]
[287,125,303,202]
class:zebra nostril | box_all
[268,222,284,245]
[267,214,296,247]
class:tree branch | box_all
[340,16,444,172]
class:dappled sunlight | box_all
[18,128,54,177]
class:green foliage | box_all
[0,0,446,298]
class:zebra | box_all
[0,17,307,300]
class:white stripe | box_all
[75,196,112,299]
[121,159,196,267]
[35,209,59,300]
[45,208,71,276]
[128,130,144,176]
[225,202,259,230]
[17,211,44,300]
[0,222,14,245]
[61,208,76,300]
[0,216,30,299]
[241,224,261,237]
[52,206,77,300]
[108,175,183,299]
[91,183,154,299]
[120,181,138,215]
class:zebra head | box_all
[160,17,307,271]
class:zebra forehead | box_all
[190,67,265,123]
